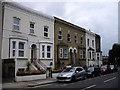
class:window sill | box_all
[28,33,37,37]
[12,30,22,34]
[44,36,50,39]
[40,58,53,60]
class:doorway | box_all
[31,44,37,62]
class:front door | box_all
[31,44,37,62]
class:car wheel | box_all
[83,75,87,80]
[92,73,95,78]
[71,76,76,82]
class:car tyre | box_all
[83,75,87,80]
[71,76,76,82]
[92,73,95,78]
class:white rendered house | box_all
[2,2,54,78]
[85,30,96,66]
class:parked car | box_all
[86,67,101,78]
[109,65,118,73]
[100,65,111,74]
[57,66,87,82]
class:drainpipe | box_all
[0,1,4,87]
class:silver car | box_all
[57,66,87,82]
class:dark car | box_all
[100,65,111,74]
[57,66,87,82]
[109,65,118,73]
[86,67,101,78]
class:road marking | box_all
[62,84,68,86]
[81,84,96,90]
[27,83,53,88]
[86,84,96,89]
[104,77,116,83]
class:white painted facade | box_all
[85,30,96,66]
[2,2,54,77]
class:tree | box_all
[108,43,120,66]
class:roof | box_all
[3,1,54,21]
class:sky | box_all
[12,0,119,56]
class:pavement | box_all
[2,75,57,89]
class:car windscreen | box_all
[62,67,75,72]
[87,67,94,71]
[101,66,107,69]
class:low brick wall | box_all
[15,73,59,82]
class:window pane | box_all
[19,51,24,57]
[42,45,45,51]
[30,29,34,34]
[58,36,62,39]
[47,46,51,51]
[19,42,24,49]
[12,41,16,49]
[42,52,45,58]
[30,23,34,28]
[14,17,20,25]
[12,50,15,56]
[13,25,19,30]
[47,53,50,58]
[44,32,48,37]
[44,27,48,32]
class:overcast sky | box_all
[12,0,118,56]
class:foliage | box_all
[108,43,120,66]
[17,70,46,76]
[26,61,32,71]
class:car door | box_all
[75,68,84,79]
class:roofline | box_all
[54,16,86,32]
[2,1,54,21]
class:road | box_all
[27,69,120,89]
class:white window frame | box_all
[18,42,25,57]
[58,30,62,40]
[92,40,94,48]
[13,17,20,31]
[30,22,35,34]
[87,38,90,46]
[40,44,52,59]
[44,26,49,37]
[47,46,51,58]
[10,39,27,58]
[59,48,63,58]
[64,48,68,59]
[42,45,45,58]
[12,41,16,57]
[80,50,83,59]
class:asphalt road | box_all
[27,70,120,89]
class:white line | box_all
[86,84,96,89]
[104,77,116,83]
[81,84,96,90]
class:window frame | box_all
[13,17,20,31]
[44,26,49,37]
[10,39,27,58]
[58,30,62,40]
[59,48,63,59]
[30,22,35,34]
[64,48,68,59]
[67,33,71,42]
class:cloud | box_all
[18,2,118,56]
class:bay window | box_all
[10,39,27,58]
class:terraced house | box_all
[1,2,54,79]
[1,1,102,81]
[54,17,86,69]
